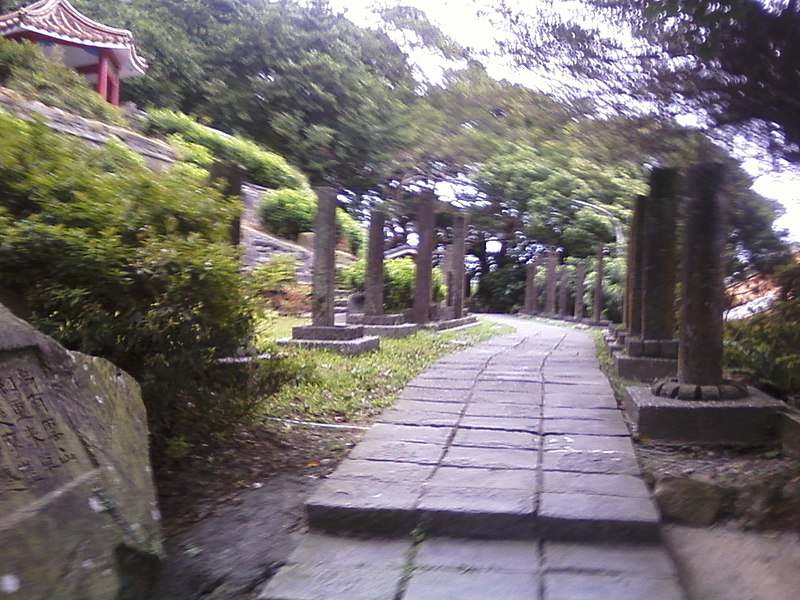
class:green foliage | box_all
[340,257,445,311]
[248,255,298,293]
[725,300,800,404]
[258,189,316,238]
[145,108,309,190]
[0,112,302,452]
[475,263,527,313]
[0,38,123,124]
[258,188,363,253]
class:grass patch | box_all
[257,317,513,423]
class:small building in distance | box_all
[0,0,147,105]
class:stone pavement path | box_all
[259,317,686,600]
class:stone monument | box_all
[591,244,605,324]
[573,261,587,321]
[450,214,468,320]
[624,164,785,445]
[412,191,436,325]
[209,160,247,246]
[524,259,539,315]
[557,265,570,318]
[544,249,558,315]
[347,208,417,338]
[0,303,162,599]
[280,188,379,354]
[616,170,680,380]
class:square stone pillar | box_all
[450,214,468,319]
[209,161,247,246]
[524,260,539,315]
[592,244,604,324]
[364,209,386,317]
[412,191,436,324]
[312,187,337,327]
[557,265,570,317]
[544,250,558,315]
[625,195,646,337]
[641,168,679,340]
[678,164,728,386]
[574,261,587,320]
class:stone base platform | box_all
[421,315,478,331]
[347,313,406,326]
[278,325,379,355]
[345,313,419,338]
[615,355,678,382]
[624,386,786,446]
[363,324,419,338]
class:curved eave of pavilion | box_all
[0,0,148,78]
[1,23,147,78]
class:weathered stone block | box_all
[781,410,800,460]
[292,324,365,341]
[347,313,406,326]
[615,355,678,382]
[653,477,723,526]
[0,304,162,600]
[626,338,644,357]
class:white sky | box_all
[328,0,800,242]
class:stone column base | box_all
[623,386,785,446]
[615,355,678,382]
[278,325,380,355]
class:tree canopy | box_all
[493,0,800,163]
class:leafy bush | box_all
[259,189,316,238]
[0,113,303,453]
[340,257,445,311]
[725,299,800,404]
[476,263,526,313]
[258,188,364,254]
[247,256,311,315]
[0,37,124,124]
[145,108,308,190]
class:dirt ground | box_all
[149,420,800,600]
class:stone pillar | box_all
[412,191,435,324]
[312,187,337,327]
[593,244,604,323]
[678,164,727,386]
[450,214,468,319]
[364,209,385,316]
[557,266,570,317]
[641,168,679,340]
[544,250,558,315]
[209,160,247,246]
[626,195,646,337]
[574,261,587,320]
[524,260,539,315]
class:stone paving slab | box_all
[303,316,665,546]
[403,570,540,600]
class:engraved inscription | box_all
[0,356,77,487]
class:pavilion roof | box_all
[0,0,147,78]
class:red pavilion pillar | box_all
[96,50,109,100]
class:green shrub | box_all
[724,299,800,404]
[259,188,316,238]
[0,38,124,125]
[258,188,364,253]
[0,112,303,453]
[249,255,298,293]
[337,210,365,254]
[145,108,308,190]
[340,256,444,311]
